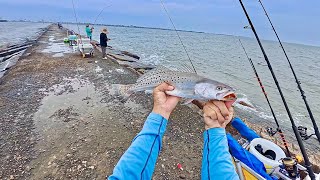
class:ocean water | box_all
[66,24,320,135]
[0,22,49,47]
[1,22,319,149]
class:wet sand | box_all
[0,25,319,179]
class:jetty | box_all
[0,25,205,179]
[0,25,319,179]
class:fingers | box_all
[154,83,174,93]
[203,104,217,120]
[203,100,234,130]
[204,102,225,123]
[212,101,229,120]
[228,106,234,117]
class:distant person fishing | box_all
[85,24,93,40]
[100,27,110,60]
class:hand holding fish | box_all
[203,100,234,129]
[152,83,181,119]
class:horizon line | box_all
[5,19,320,48]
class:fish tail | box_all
[111,84,133,101]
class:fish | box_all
[113,66,237,103]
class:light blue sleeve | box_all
[201,128,239,180]
[108,112,168,180]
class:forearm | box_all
[108,113,167,180]
[231,117,260,142]
[201,128,239,180]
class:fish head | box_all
[194,79,236,101]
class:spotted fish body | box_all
[121,66,236,101]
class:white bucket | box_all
[249,138,286,173]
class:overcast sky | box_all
[0,0,319,46]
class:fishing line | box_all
[239,39,290,156]
[71,0,89,98]
[93,3,112,25]
[159,0,197,73]
[71,0,81,40]
[238,0,315,178]
[257,0,320,144]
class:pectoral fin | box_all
[181,98,194,105]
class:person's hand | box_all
[152,83,181,119]
[202,100,234,129]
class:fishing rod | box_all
[238,39,291,156]
[159,0,197,74]
[257,0,320,144]
[238,0,315,179]
[93,4,112,26]
[71,0,90,98]
[71,0,81,39]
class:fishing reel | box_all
[266,127,278,137]
[297,126,315,140]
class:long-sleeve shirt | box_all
[100,33,108,47]
[202,128,239,180]
[108,112,239,180]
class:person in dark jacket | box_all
[100,28,110,59]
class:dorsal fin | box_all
[166,62,196,73]
[136,65,171,83]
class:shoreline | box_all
[0,24,319,179]
[6,21,320,47]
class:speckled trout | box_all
[114,66,237,102]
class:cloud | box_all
[0,0,319,45]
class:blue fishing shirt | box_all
[86,27,92,37]
[108,112,239,180]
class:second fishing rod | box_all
[238,39,291,156]
[238,0,315,179]
[257,0,320,144]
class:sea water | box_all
[0,22,49,46]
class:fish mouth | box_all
[221,92,237,101]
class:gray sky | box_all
[0,0,319,46]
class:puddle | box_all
[33,77,104,139]
[42,35,73,57]
[52,53,64,57]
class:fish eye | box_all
[216,86,223,91]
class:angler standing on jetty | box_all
[108,83,239,180]
[85,24,93,40]
[100,28,110,60]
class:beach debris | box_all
[177,163,183,171]
[237,100,255,109]
[112,66,236,103]
[179,174,186,179]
